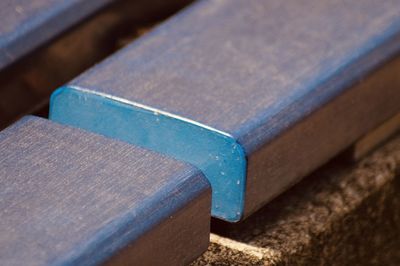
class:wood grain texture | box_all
[50,0,400,220]
[0,0,193,130]
[0,116,210,265]
[0,0,114,71]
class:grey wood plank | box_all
[0,0,114,71]
[0,116,210,265]
[50,0,400,221]
[0,0,193,130]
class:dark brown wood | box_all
[348,112,400,160]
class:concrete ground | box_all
[192,133,400,265]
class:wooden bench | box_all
[50,0,400,222]
[0,116,210,265]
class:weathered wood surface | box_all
[0,116,210,265]
[50,0,400,221]
[0,0,117,71]
[193,133,400,265]
[0,0,193,130]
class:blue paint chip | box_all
[50,86,247,222]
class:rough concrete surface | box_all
[193,134,400,265]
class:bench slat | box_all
[0,0,114,70]
[50,0,400,221]
[0,116,210,265]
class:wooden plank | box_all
[0,116,210,265]
[50,0,400,221]
[0,0,114,71]
[348,112,400,160]
[0,0,193,129]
